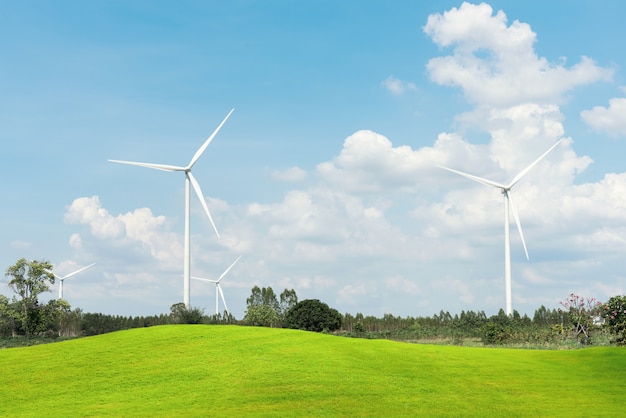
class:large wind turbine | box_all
[109,109,234,308]
[54,263,96,300]
[191,256,241,315]
[438,139,562,315]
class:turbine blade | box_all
[507,191,529,260]
[191,276,218,283]
[437,165,506,189]
[217,256,242,282]
[218,285,229,313]
[188,108,235,169]
[108,160,185,172]
[508,139,563,188]
[61,263,96,280]
[188,172,220,238]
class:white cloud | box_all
[270,166,308,182]
[381,76,418,95]
[423,2,613,107]
[316,130,462,193]
[65,196,124,239]
[581,98,626,137]
[64,195,182,271]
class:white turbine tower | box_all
[54,263,96,300]
[192,256,242,315]
[438,139,562,315]
[109,109,234,308]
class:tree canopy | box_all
[283,299,342,332]
[4,258,56,337]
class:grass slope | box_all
[1,325,624,417]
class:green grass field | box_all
[1,325,624,417]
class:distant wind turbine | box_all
[109,109,234,308]
[438,139,563,315]
[54,263,96,300]
[192,256,242,315]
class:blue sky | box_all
[2,1,626,319]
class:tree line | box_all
[3,258,626,347]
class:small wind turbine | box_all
[438,139,562,315]
[192,256,241,315]
[54,263,96,300]
[109,109,234,308]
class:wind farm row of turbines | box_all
[57,108,564,317]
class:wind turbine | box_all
[438,139,562,315]
[192,256,242,315]
[54,263,96,300]
[109,109,234,308]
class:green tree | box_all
[244,286,281,327]
[601,295,626,345]
[279,288,298,319]
[4,258,55,337]
[0,295,20,337]
[481,309,513,345]
[282,299,342,332]
[244,304,281,327]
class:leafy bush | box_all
[601,295,626,346]
[283,299,342,332]
[170,303,205,324]
[481,321,512,345]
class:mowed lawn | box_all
[1,325,624,417]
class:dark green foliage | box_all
[80,312,176,336]
[480,309,512,345]
[481,321,513,345]
[601,295,626,345]
[170,303,205,324]
[283,299,342,332]
[533,305,564,326]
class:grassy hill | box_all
[1,325,624,417]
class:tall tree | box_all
[244,286,281,327]
[4,258,55,337]
[279,288,298,319]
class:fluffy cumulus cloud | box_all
[423,2,613,107]
[65,196,183,271]
[316,130,486,194]
[581,98,626,137]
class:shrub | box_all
[481,321,512,345]
[283,299,342,332]
[601,295,626,346]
